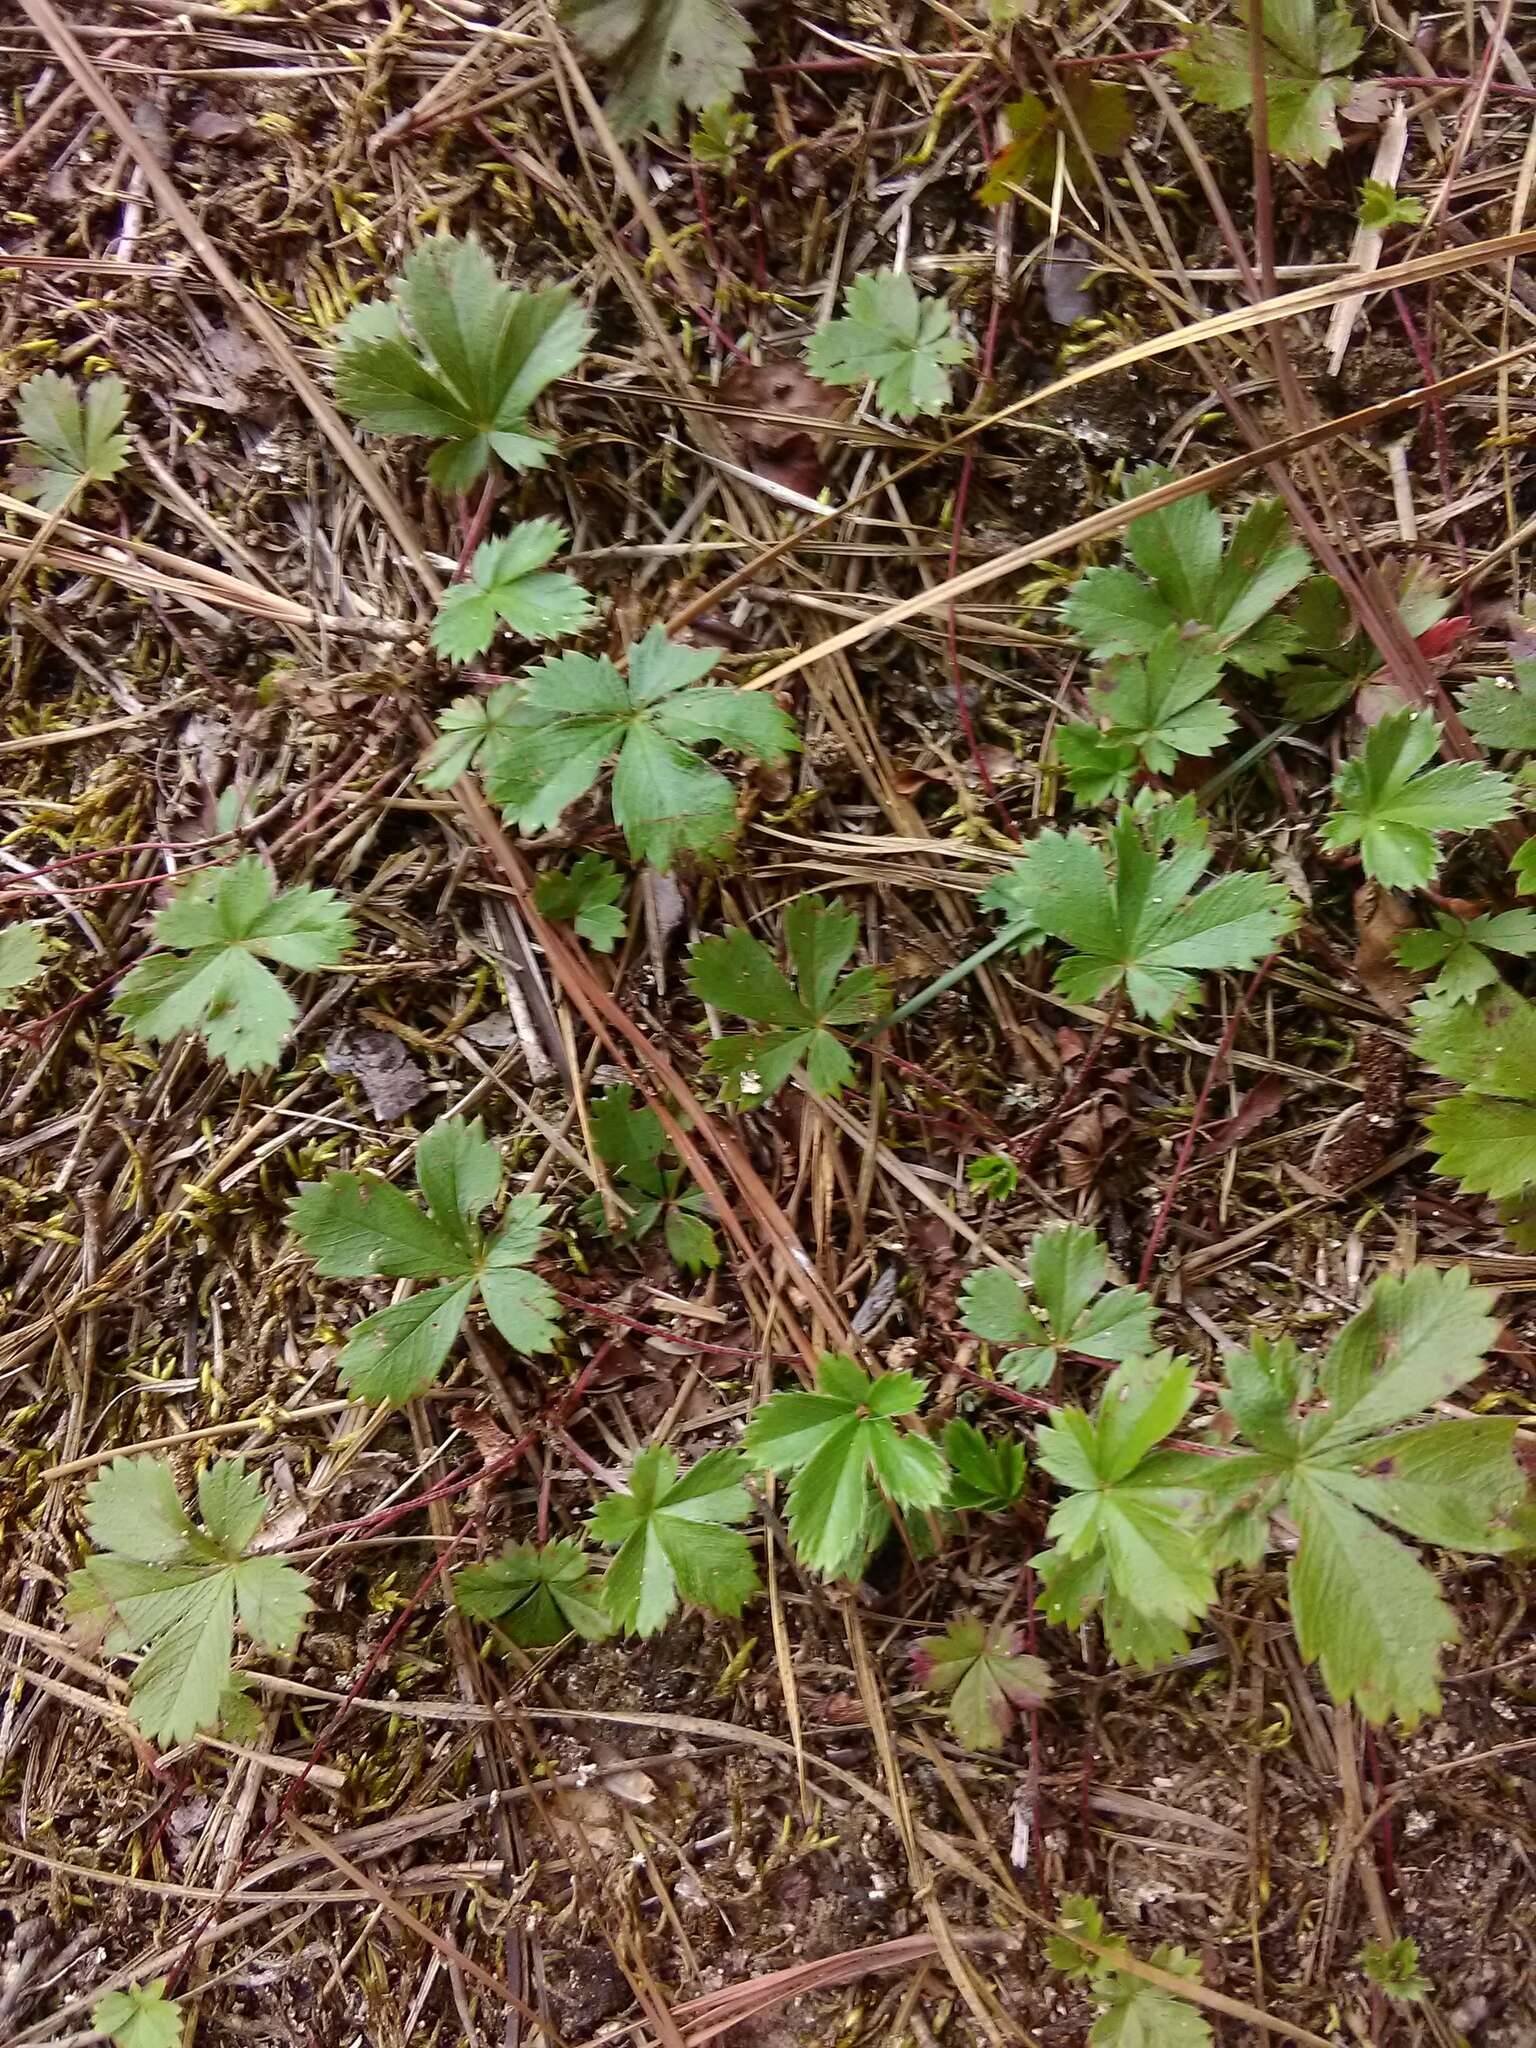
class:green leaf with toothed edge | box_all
[64,1455,309,1749]
[942,1418,1026,1511]
[1031,1353,1216,1664]
[112,856,353,1074]
[92,1978,185,2048]
[1322,709,1514,891]
[688,898,886,1106]
[480,626,796,870]
[453,1539,613,1645]
[533,852,627,952]
[430,520,594,663]
[1173,0,1362,165]
[1183,1262,1534,1725]
[960,1223,1157,1389]
[1057,627,1233,800]
[562,0,755,143]
[12,369,129,510]
[806,271,972,419]
[590,1446,759,1636]
[335,236,591,488]
[982,795,1297,1024]
[0,920,54,1007]
[910,1617,1052,1752]
[288,1115,563,1403]
[743,1355,949,1581]
[1063,470,1310,676]
[1416,988,1536,1202]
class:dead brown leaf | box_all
[716,357,846,498]
[324,1026,430,1121]
[1350,881,1420,1017]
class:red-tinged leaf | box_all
[1416,614,1472,660]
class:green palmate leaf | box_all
[419,680,525,789]
[112,855,353,1073]
[1188,1264,1530,1724]
[1397,908,1536,1011]
[65,1456,310,1748]
[982,793,1298,1023]
[1417,988,1536,1201]
[562,0,754,142]
[0,919,54,1008]
[959,1223,1156,1390]
[805,271,973,420]
[1359,180,1425,230]
[431,520,594,662]
[1049,1896,1212,2048]
[977,80,1136,204]
[942,1417,1026,1510]
[966,1152,1019,1201]
[1058,628,1233,801]
[744,1354,950,1580]
[287,1114,561,1402]
[474,625,796,870]
[910,1617,1052,1751]
[1173,0,1364,164]
[690,101,755,165]
[533,852,627,951]
[582,1085,720,1272]
[1033,1354,1216,1665]
[1087,1961,1213,2048]
[1279,564,1452,720]
[590,1446,759,1636]
[12,369,129,510]
[92,1979,186,2048]
[1358,1937,1432,2004]
[454,1538,613,1645]
[688,896,886,1105]
[1321,709,1514,890]
[1459,656,1536,752]
[336,236,591,490]
[1062,471,1311,678]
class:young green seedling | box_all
[288,1115,561,1402]
[66,1456,310,1747]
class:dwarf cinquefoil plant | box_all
[1032,1352,1217,1669]
[335,235,591,490]
[11,368,129,511]
[67,1456,310,1747]
[288,1115,560,1402]
[1063,472,1310,678]
[983,793,1298,1023]
[743,1354,950,1580]
[1188,1265,1532,1724]
[422,625,797,870]
[960,1223,1156,1390]
[112,856,353,1074]
[687,896,887,1103]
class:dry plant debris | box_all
[2,3,1536,2045]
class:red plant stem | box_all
[0,855,233,906]
[1363,1726,1398,1893]
[750,55,970,78]
[1374,73,1536,99]
[1137,956,1276,1289]
[551,1293,782,1361]
[0,830,241,890]
[1013,994,1124,1174]
[453,470,501,579]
